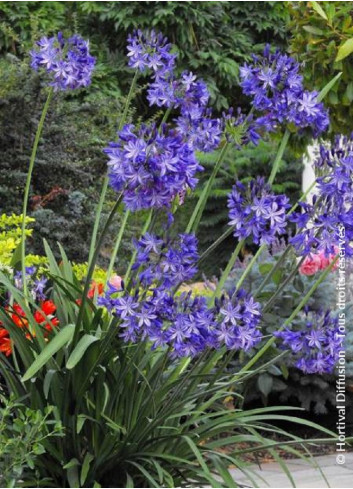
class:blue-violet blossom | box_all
[290,135,353,257]
[275,309,343,374]
[239,46,329,136]
[30,32,95,90]
[105,123,203,211]
[228,177,290,245]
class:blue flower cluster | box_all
[104,123,202,211]
[99,285,262,359]
[239,46,329,136]
[106,30,230,209]
[290,136,353,257]
[228,177,290,245]
[275,309,343,374]
[97,232,262,357]
[128,30,222,153]
[14,267,48,301]
[30,33,95,91]
[127,29,176,74]
[132,232,199,288]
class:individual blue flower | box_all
[216,289,262,351]
[228,177,290,245]
[275,309,343,374]
[33,276,48,301]
[30,32,95,91]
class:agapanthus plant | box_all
[0,28,345,488]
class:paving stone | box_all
[228,454,353,488]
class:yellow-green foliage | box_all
[72,262,107,284]
[0,213,35,265]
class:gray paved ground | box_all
[228,453,353,488]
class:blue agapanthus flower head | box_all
[239,46,329,136]
[147,68,222,152]
[30,32,95,91]
[216,289,262,351]
[290,135,353,257]
[275,309,343,374]
[228,177,290,245]
[104,123,203,211]
[13,266,48,301]
[127,29,176,74]
[132,232,199,289]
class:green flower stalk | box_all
[21,88,53,299]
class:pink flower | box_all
[299,254,321,276]
[109,274,123,290]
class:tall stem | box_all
[88,71,139,263]
[186,142,229,234]
[235,244,266,292]
[21,88,53,298]
[123,209,153,287]
[268,129,290,185]
[198,225,235,265]
[211,240,243,303]
[106,209,130,285]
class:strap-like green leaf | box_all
[22,324,75,382]
[66,334,99,370]
[317,72,342,101]
[80,453,94,486]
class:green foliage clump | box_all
[0,397,63,488]
[289,1,353,133]
[0,1,289,108]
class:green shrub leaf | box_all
[311,1,328,21]
[336,37,353,62]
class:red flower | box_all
[11,303,28,328]
[33,300,59,333]
[87,281,104,299]
[0,328,12,356]
[0,300,60,356]
[34,300,57,324]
